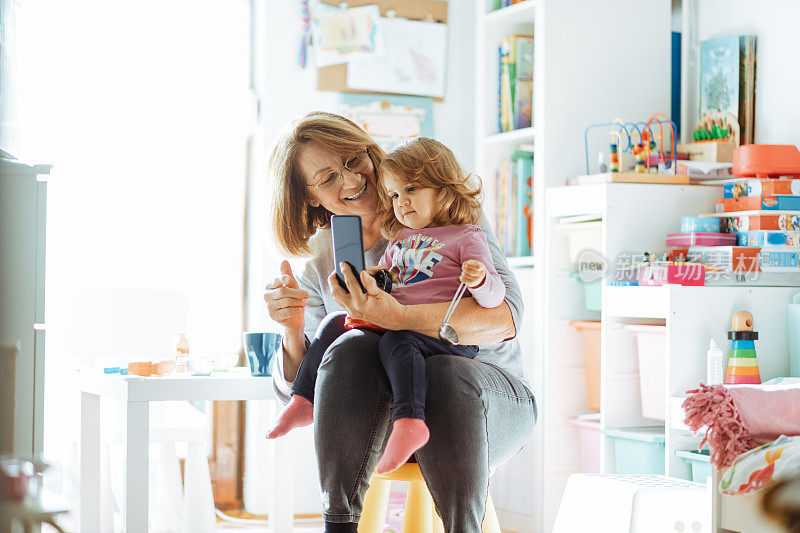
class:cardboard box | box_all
[717,195,800,213]
[677,141,735,163]
[724,178,800,199]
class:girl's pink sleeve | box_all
[380,240,396,270]
[460,227,506,308]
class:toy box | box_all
[666,233,737,247]
[718,212,800,232]
[637,263,705,286]
[676,141,734,163]
[717,195,800,213]
[687,246,761,272]
[724,178,800,199]
[736,230,800,247]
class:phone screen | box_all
[331,215,366,293]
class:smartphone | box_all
[331,215,366,293]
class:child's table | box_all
[79,368,292,532]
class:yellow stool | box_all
[357,463,501,533]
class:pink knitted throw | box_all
[682,384,800,468]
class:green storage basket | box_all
[676,449,712,483]
[603,427,666,474]
[570,273,601,312]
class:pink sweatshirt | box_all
[380,224,505,308]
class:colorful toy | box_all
[732,144,800,179]
[584,115,678,176]
[725,310,761,385]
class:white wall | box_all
[693,0,800,147]
[243,0,478,515]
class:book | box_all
[724,178,800,199]
[676,161,733,179]
[700,34,757,145]
[736,230,800,247]
[514,154,533,256]
[498,34,533,133]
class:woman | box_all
[264,112,536,533]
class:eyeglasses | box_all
[307,149,371,193]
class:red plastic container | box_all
[666,233,738,247]
[733,144,800,178]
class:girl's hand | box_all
[460,260,486,288]
[264,260,309,335]
[328,263,407,330]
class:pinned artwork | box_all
[340,93,434,152]
[311,3,384,67]
[346,17,448,98]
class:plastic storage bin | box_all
[603,427,666,474]
[560,221,602,263]
[570,273,601,312]
[570,321,601,411]
[622,324,666,420]
[567,414,601,473]
[676,449,711,483]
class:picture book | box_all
[700,34,756,145]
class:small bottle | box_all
[597,151,608,173]
[706,338,724,386]
[175,332,190,373]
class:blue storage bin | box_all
[603,427,665,474]
[570,273,601,312]
[676,449,712,483]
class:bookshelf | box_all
[474,1,674,532]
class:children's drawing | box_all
[339,93,435,151]
[346,18,448,98]
[311,3,383,67]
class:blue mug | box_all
[242,332,282,377]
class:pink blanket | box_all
[683,384,800,468]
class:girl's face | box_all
[298,142,379,218]
[382,171,440,230]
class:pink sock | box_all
[266,395,314,439]
[376,418,430,474]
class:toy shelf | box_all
[543,183,800,532]
[475,1,674,531]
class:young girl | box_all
[268,137,505,474]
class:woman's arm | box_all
[331,267,517,345]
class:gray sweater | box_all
[271,214,527,403]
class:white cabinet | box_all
[0,157,50,455]
[544,183,800,532]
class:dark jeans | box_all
[314,328,537,532]
[378,329,477,421]
[291,312,349,403]
[293,312,477,422]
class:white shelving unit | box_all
[474,1,673,531]
[544,183,800,532]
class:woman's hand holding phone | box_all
[328,263,406,331]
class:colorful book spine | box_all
[760,246,800,270]
[507,159,518,256]
[724,179,800,199]
[514,155,533,256]
[717,195,800,213]
[721,213,800,232]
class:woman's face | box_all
[298,142,379,218]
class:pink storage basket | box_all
[567,415,601,473]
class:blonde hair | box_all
[377,137,482,239]
[268,112,385,256]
